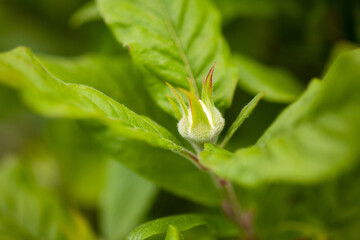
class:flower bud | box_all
[167,64,225,151]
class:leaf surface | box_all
[125,214,238,240]
[70,1,101,28]
[0,160,95,240]
[0,47,182,152]
[95,136,221,206]
[201,49,360,186]
[235,53,303,103]
[97,0,238,114]
[100,160,157,240]
[165,225,185,240]
[0,47,220,206]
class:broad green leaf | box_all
[234,53,303,103]
[252,164,360,240]
[165,225,184,240]
[125,214,238,240]
[201,49,360,186]
[40,53,220,206]
[100,160,157,240]
[97,0,238,115]
[94,134,221,206]
[0,159,95,240]
[37,54,148,115]
[323,41,359,74]
[38,52,178,132]
[220,91,265,148]
[69,1,101,28]
[0,47,221,206]
[0,47,182,152]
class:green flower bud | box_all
[167,64,225,151]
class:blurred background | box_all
[0,0,359,239]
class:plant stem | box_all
[220,180,255,240]
[180,149,207,170]
[183,150,255,239]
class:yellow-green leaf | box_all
[97,0,238,115]
[201,49,360,186]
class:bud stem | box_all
[180,149,256,239]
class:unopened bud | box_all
[167,64,224,151]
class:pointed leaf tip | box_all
[220,91,264,147]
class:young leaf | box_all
[235,53,303,103]
[125,214,239,240]
[220,91,265,147]
[165,225,185,240]
[201,49,360,186]
[97,0,238,115]
[0,47,183,152]
[100,160,157,240]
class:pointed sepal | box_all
[202,63,215,111]
[166,82,189,117]
[167,95,182,120]
[166,65,225,152]
[179,88,212,128]
[186,77,196,95]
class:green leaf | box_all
[40,51,221,207]
[38,52,178,132]
[220,91,265,148]
[97,0,238,115]
[0,47,183,152]
[125,214,238,240]
[0,159,96,240]
[37,53,148,115]
[100,160,157,240]
[95,135,221,206]
[69,1,101,28]
[234,53,303,103]
[0,47,220,207]
[323,41,359,74]
[201,49,360,186]
[39,54,173,207]
[165,225,185,240]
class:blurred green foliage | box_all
[0,0,359,239]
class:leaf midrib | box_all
[30,53,183,150]
[158,0,199,96]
